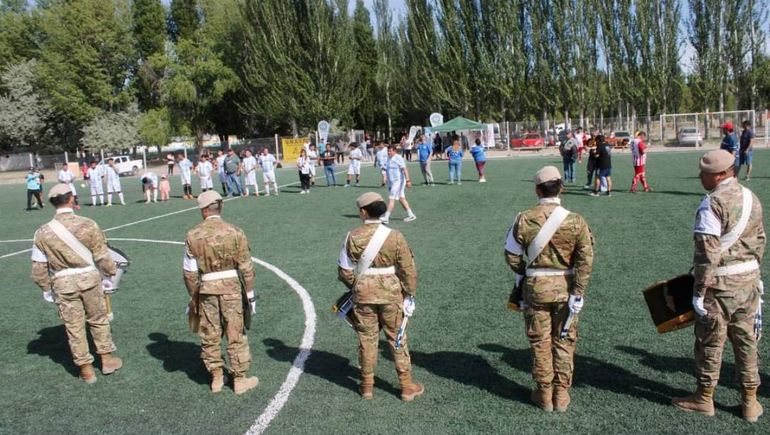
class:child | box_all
[630,131,650,193]
[258,147,279,195]
[470,138,487,183]
[159,174,171,201]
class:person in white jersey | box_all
[215,149,229,196]
[177,153,194,199]
[345,142,363,187]
[86,161,104,206]
[241,149,259,197]
[197,154,214,193]
[258,147,278,196]
[57,162,80,209]
[104,158,124,206]
[382,144,416,224]
[375,141,389,187]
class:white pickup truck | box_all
[97,155,143,176]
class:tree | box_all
[138,107,171,148]
[0,2,40,68]
[0,60,53,150]
[351,0,378,130]
[36,0,137,146]
[169,0,199,42]
[133,0,167,111]
[80,106,140,152]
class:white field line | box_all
[1,237,316,435]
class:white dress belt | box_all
[361,266,396,276]
[715,259,760,277]
[53,266,97,277]
[526,268,574,277]
[201,269,239,282]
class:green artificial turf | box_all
[0,151,768,434]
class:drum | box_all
[331,291,355,327]
[642,274,695,333]
[106,246,130,294]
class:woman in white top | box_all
[306,144,318,186]
[297,148,312,194]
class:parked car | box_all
[510,132,524,148]
[97,155,144,176]
[518,133,545,148]
[677,127,702,146]
[607,131,631,148]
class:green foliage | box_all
[133,0,166,60]
[80,105,139,152]
[169,0,199,42]
[137,107,172,148]
[0,59,53,149]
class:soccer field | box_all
[0,151,768,434]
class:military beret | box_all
[533,165,562,185]
[48,183,72,199]
[699,150,734,174]
[197,190,222,209]
[356,192,384,208]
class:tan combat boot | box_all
[210,368,226,394]
[79,364,97,384]
[399,373,425,402]
[234,376,259,395]
[100,353,123,375]
[671,386,715,416]
[359,374,374,400]
[741,387,763,422]
[553,385,571,412]
[531,384,554,412]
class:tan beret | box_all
[356,192,384,208]
[197,190,222,209]
[699,150,734,174]
[48,183,72,199]
[533,166,562,184]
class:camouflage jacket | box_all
[183,216,255,296]
[504,198,594,304]
[30,209,116,293]
[692,177,765,295]
[338,221,417,304]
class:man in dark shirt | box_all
[321,145,337,187]
[737,120,755,181]
[590,136,612,197]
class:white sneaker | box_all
[404,215,417,222]
[479,178,487,183]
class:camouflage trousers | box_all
[352,303,411,377]
[55,286,116,367]
[198,293,251,377]
[524,302,579,388]
[695,287,760,389]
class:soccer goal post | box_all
[659,110,754,146]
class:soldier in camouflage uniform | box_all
[30,183,123,384]
[504,166,594,412]
[672,150,765,422]
[338,192,424,401]
[183,190,259,395]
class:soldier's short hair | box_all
[537,180,562,198]
[49,192,73,207]
[206,201,222,213]
[362,201,387,218]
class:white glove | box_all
[42,291,54,303]
[692,295,707,317]
[247,290,256,315]
[185,305,190,315]
[101,278,114,293]
[518,300,528,310]
[568,294,583,314]
[403,295,416,317]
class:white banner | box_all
[407,126,420,145]
[317,120,330,146]
[429,113,443,127]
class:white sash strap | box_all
[201,269,239,282]
[715,259,760,277]
[721,186,753,253]
[47,219,95,267]
[361,266,396,276]
[53,266,97,278]
[526,206,570,265]
[354,225,392,278]
[526,268,574,277]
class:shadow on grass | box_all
[406,345,531,405]
[27,325,79,378]
[651,190,703,197]
[480,343,699,408]
[146,333,208,385]
[263,338,400,398]
[616,345,770,399]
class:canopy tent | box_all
[430,116,487,133]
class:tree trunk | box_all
[290,118,299,137]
